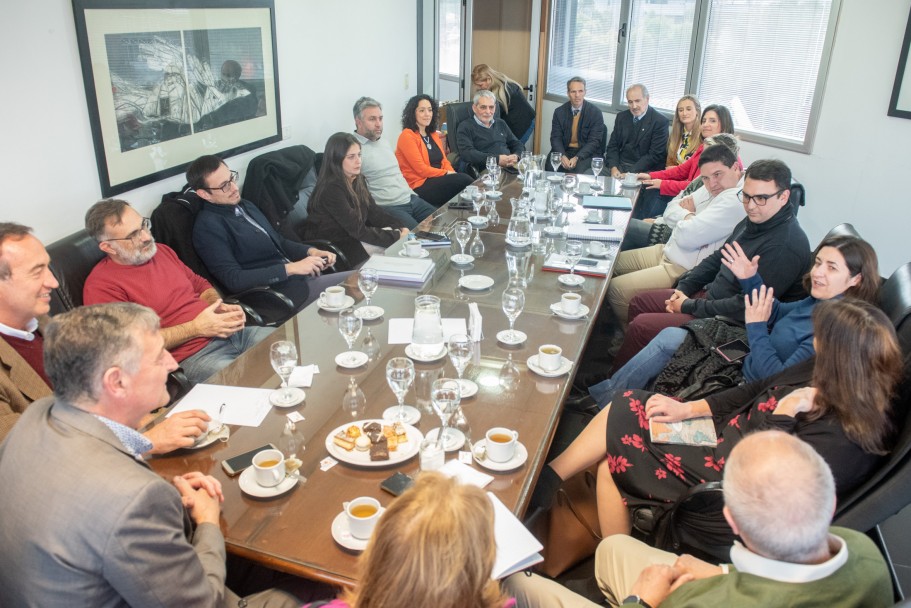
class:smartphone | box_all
[414,230,447,241]
[575,258,600,267]
[448,200,473,210]
[221,443,277,476]
[380,472,415,497]
[715,339,750,363]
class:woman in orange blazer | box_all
[395,94,473,207]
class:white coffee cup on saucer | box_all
[405,240,423,258]
[252,449,286,487]
[589,241,605,256]
[345,496,382,539]
[538,344,563,371]
[319,285,346,308]
[586,210,600,222]
[561,293,582,315]
[485,427,519,463]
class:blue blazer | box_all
[605,106,669,174]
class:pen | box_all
[588,228,616,232]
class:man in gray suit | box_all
[0,303,300,607]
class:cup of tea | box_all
[538,344,563,372]
[252,449,286,487]
[589,241,605,256]
[561,293,582,315]
[319,285,346,308]
[405,240,423,258]
[485,427,519,463]
[345,496,382,539]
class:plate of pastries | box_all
[324,419,424,467]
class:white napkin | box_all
[289,365,319,388]
[439,459,494,488]
[469,303,483,342]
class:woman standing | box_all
[665,95,702,167]
[471,64,536,145]
[395,94,473,207]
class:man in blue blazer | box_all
[549,77,605,174]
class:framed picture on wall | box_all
[72,0,282,196]
[889,6,911,119]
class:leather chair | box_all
[822,222,860,240]
[443,100,501,177]
[789,178,806,215]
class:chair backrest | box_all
[444,100,500,169]
[241,144,317,233]
[150,189,215,284]
[789,178,805,215]
[822,222,860,241]
[45,229,105,315]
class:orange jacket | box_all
[395,128,455,190]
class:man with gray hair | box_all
[0,303,311,606]
[456,89,524,173]
[549,76,605,173]
[505,430,892,606]
[352,96,437,228]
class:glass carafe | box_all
[506,208,532,248]
[411,295,445,359]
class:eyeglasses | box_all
[102,217,152,243]
[737,188,786,206]
[201,170,238,194]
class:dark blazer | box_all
[241,144,317,231]
[605,106,669,174]
[549,101,605,161]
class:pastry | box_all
[369,436,389,461]
[354,436,371,452]
[332,431,355,451]
[346,425,362,439]
[363,422,382,434]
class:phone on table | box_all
[414,231,447,241]
[221,443,277,476]
[575,258,600,267]
[380,472,415,497]
[715,339,750,363]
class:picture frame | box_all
[888,5,911,119]
[72,0,282,196]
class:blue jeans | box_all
[588,327,687,408]
[518,119,535,146]
[382,194,437,229]
[179,325,276,384]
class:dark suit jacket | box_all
[605,106,669,174]
[549,101,605,161]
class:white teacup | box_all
[538,344,563,372]
[252,449,286,488]
[561,293,582,315]
[465,185,479,199]
[405,240,423,258]
[485,427,519,463]
[589,241,606,256]
[345,496,382,540]
[586,210,601,223]
[319,286,346,308]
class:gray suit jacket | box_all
[0,397,227,607]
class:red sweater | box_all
[650,144,705,197]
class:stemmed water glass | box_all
[486,155,498,174]
[470,186,486,224]
[447,333,477,397]
[356,268,380,319]
[564,240,584,282]
[452,220,473,264]
[469,232,485,258]
[501,287,526,343]
[385,357,417,424]
[342,377,366,419]
[550,151,561,173]
[591,157,604,191]
[561,173,578,207]
[269,341,300,405]
[337,308,363,366]
[430,378,461,448]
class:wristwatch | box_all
[622,596,653,608]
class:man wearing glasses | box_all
[188,154,348,321]
[83,200,274,385]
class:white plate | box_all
[335,351,369,368]
[188,424,230,449]
[269,387,307,407]
[546,175,563,183]
[526,354,574,378]
[621,181,641,188]
[239,467,300,498]
[405,343,448,362]
[398,248,430,259]
[467,216,488,227]
[354,305,384,320]
[318,295,356,313]
[425,427,466,451]
[587,248,610,258]
[382,405,422,425]
[558,273,586,286]
[496,330,527,345]
[486,190,502,199]
[472,439,529,472]
[549,302,591,319]
[456,378,479,398]
[331,507,386,551]
[459,275,494,290]
[325,419,423,467]
[451,253,475,265]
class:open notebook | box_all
[489,493,544,579]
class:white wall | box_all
[538,0,911,275]
[0,0,417,244]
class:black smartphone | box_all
[715,338,750,363]
[221,443,277,476]
[448,200,473,210]
[414,231,447,241]
[576,258,600,267]
[380,472,415,497]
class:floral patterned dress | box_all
[605,358,880,509]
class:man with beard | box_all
[83,199,273,384]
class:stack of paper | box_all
[361,255,435,285]
[564,223,623,242]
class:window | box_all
[545,0,840,151]
[439,0,462,77]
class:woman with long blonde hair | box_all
[666,94,702,167]
[471,64,536,145]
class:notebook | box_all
[360,255,435,285]
[564,223,624,242]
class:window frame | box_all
[542,0,842,153]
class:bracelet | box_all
[622,596,653,608]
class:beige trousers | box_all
[607,245,687,326]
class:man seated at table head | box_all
[0,222,206,451]
[505,430,893,607]
[605,83,669,180]
[549,76,606,174]
[83,199,275,385]
[456,89,525,174]
[187,154,348,318]
[352,96,436,229]
[0,303,302,607]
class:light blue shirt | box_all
[93,415,153,460]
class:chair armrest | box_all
[227,287,296,326]
[307,239,351,272]
[166,368,191,404]
[221,297,265,326]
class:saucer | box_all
[382,405,422,425]
[354,305,384,320]
[269,387,306,407]
[425,427,466,451]
[189,424,230,449]
[526,354,574,378]
[460,192,475,200]
[318,295,356,312]
[405,343,448,362]
[496,330,527,345]
[456,378,479,398]
[239,467,299,498]
[398,248,430,259]
[331,507,386,551]
[451,253,475,265]
[550,302,591,319]
[458,275,494,290]
[546,175,563,183]
[621,181,641,189]
[486,190,502,200]
[587,248,610,258]
[472,439,528,472]
[558,273,586,286]
[335,351,369,369]
[467,216,489,227]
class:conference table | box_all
[149,171,639,588]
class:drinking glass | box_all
[338,308,363,365]
[357,268,379,311]
[501,287,525,342]
[469,232,485,258]
[550,151,561,173]
[591,157,604,191]
[386,357,416,423]
[342,377,366,419]
[447,333,472,391]
[561,173,578,205]
[488,165,502,189]
[269,341,298,404]
[453,220,472,264]
[516,155,527,182]
[471,187,486,221]
[486,155,498,174]
[430,378,461,445]
[564,240,584,279]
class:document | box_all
[488,493,544,579]
[167,384,274,427]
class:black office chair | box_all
[822,222,861,240]
[789,178,806,215]
[443,100,501,177]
